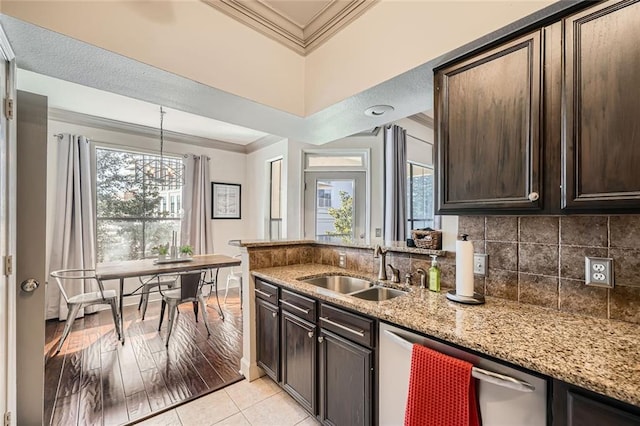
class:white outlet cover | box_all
[473,254,488,276]
[585,257,614,288]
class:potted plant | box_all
[179,245,193,258]
[153,243,169,260]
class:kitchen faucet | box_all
[387,264,400,283]
[373,245,388,280]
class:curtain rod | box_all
[184,153,211,160]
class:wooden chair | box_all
[50,269,122,354]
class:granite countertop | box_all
[230,238,448,257]
[251,263,640,408]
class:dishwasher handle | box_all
[383,329,535,393]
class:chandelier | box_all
[135,106,184,189]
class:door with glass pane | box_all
[304,172,366,243]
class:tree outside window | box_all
[96,147,182,262]
[326,190,353,243]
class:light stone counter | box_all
[230,238,448,257]
[252,263,640,408]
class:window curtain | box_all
[46,134,97,320]
[181,155,214,254]
[383,124,408,242]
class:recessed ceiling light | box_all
[364,105,394,117]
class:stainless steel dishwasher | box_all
[379,322,548,426]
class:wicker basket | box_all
[411,229,442,250]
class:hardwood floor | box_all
[44,288,243,426]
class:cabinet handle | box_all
[318,336,324,343]
[320,316,365,337]
[528,192,539,202]
[308,331,314,338]
[271,312,277,318]
[255,288,273,298]
[280,299,311,314]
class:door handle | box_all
[20,279,40,293]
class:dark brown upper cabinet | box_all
[435,0,640,215]
[435,30,543,214]
[562,0,640,210]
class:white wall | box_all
[304,0,556,114]
[45,120,250,314]
[245,121,427,243]
[3,1,306,116]
[245,139,288,240]
[4,1,556,116]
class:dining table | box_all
[96,254,242,343]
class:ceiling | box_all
[1,2,575,147]
[203,0,379,55]
[18,69,269,147]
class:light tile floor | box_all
[135,377,320,426]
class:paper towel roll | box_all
[456,237,474,297]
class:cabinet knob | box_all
[271,312,277,318]
[308,331,314,338]
[318,336,324,343]
[528,192,540,202]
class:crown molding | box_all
[350,126,381,137]
[407,112,434,129]
[48,107,250,154]
[245,134,286,154]
[202,0,378,56]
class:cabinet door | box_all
[563,0,640,210]
[281,310,316,414]
[435,30,542,213]
[256,297,279,381]
[553,380,640,426]
[319,329,372,426]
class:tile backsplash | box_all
[459,215,640,324]
[245,217,640,325]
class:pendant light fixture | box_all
[136,106,184,189]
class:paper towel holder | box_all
[446,289,486,305]
[448,233,486,304]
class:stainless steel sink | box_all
[350,286,407,301]
[302,275,373,294]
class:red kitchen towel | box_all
[404,344,480,426]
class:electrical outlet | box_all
[375,228,382,238]
[338,252,347,268]
[473,254,488,276]
[585,257,614,288]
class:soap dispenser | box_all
[428,255,441,292]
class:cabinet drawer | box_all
[319,304,375,348]
[255,278,279,302]
[280,289,316,322]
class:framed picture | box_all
[211,182,241,219]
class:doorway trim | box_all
[0,23,17,423]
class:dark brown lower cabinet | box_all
[281,310,316,414]
[256,297,279,381]
[553,380,640,426]
[319,329,372,426]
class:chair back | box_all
[179,272,204,302]
[50,269,106,303]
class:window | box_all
[303,149,369,243]
[305,152,366,169]
[269,158,283,239]
[406,162,435,231]
[317,188,332,208]
[95,147,183,262]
